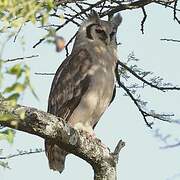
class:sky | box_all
[1,3,180,180]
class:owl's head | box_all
[76,10,122,48]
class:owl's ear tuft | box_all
[88,10,100,23]
[112,13,122,28]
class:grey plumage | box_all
[45,10,122,173]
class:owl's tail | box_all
[45,140,68,173]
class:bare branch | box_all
[4,55,39,63]
[115,61,178,128]
[13,25,23,42]
[117,60,180,91]
[140,7,147,34]
[33,38,46,48]
[160,38,180,42]
[34,72,55,75]
[55,0,86,6]
[118,80,153,128]
[100,0,161,17]
[115,62,153,127]
[156,1,180,11]
[32,0,177,47]
[160,141,180,149]
[173,0,180,24]
[111,140,125,164]
[65,31,78,56]
[0,148,44,160]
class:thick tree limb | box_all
[0,100,125,180]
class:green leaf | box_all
[0,129,15,144]
[6,129,15,144]
[7,64,23,79]
[24,64,30,79]
[6,93,20,101]
[3,82,25,94]
[46,0,54,10]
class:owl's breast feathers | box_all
[48,48,116,131]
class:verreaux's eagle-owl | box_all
[45,10,122,173]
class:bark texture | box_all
[0,99,125,180]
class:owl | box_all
[45,10,122,173]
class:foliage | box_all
[0,0,42,158]
[0,128,15,143]
[0,0,55,30]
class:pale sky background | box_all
[1,3,180,180]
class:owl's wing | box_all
[109,86,116,104]
[109,62,119,105]
[48,49,92,121]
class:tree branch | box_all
[117,60,180,91]
[0,148,44,160]
[34,72,55,75]
[140,7,147,34]
[4,55,39,63]
[0,100,125,180]
[160,38,180,42]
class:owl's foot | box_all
[72,123,96,138]
[77,129,96,139]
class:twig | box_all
[0,148,44,160]
[33,0,103,48]
[64,17,80,26]
[33,38,45,48]
[34,72,55,75]
[34,0,174,48]
[100,0,156,17]
[99,0,107,15]
[74,1,88,17]
[111,140,125,163]
[160,141,180,149]
[65,31,78,57]
[115,62,152,127]
[115,62,176,127]
[160,38,180,42]
[173,0,180,24]
[117,60,180,91]
[13,25,23,42]
[56,0,107,31]
[140,7,147,34]
[156,1,180,11]
[55,0,86,6]
[64,13,84,20]
[4,55,39,63]
[118,80,153,128]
